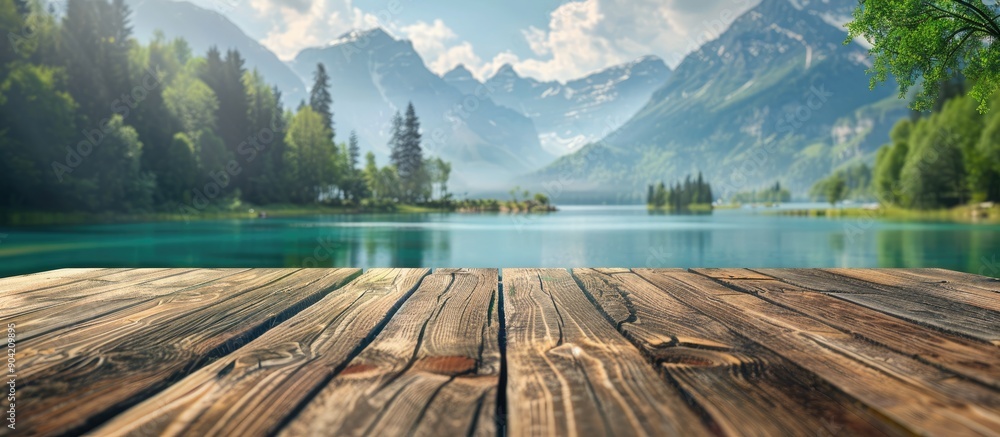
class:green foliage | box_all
[810,163,871,203]
[866,90,1000,210]
[198,46,249,189]
[0,61,76,208]
[899,117,968,208]
[308,63,333,140]
[847,0,1000,113]
[824,173,847,206]
[159,133,198,202]
[389,103,426,202]
[78,115,153,211]
[283,107,336,203]
[163,69,218,139]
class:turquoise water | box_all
[2,205,999,277]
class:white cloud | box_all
[250,0,393,60]
[399,0,759,83]
[504,0,758,81]
[401,20,486,77]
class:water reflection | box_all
[0,206,998,277]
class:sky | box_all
[184,0,762,82]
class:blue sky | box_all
[185,0,760,82]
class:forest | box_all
[0,0,452,216]
[810,83,1000,210]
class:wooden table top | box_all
[2,267,999,436]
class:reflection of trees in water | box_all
[281,227,360,268]
[388,227,451,268]
[877,228,1000,275]
[876,231,906,268]
[643,230,711,268]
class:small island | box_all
[646,173,713,212]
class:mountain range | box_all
[446,57,672,156]
[532,0,905,201]
[127,0,904,198]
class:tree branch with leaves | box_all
[848,0,1000,113]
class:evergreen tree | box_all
[388,111,404,170]
[308,63,334,141]
[62,0,125,124]
[363,151,380,199]
[199,47,249,177]
[397,103,424,202]
[132,34,182,202]
[348,130,360,172]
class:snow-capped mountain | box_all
[446,57,671,156]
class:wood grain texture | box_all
[755,268,1000,343]
[5,269,251,341]
[695,268,1000,389]
[636,269,1000,436]
[883,268,1000,293]
[16,268,361,436]
[573,268,900,437]
[0,268,195,317]
[280,268,500,437]
[93,268,429,437]
[502,268,709,437]
[0,268,135,295]
[823,268,1000,312]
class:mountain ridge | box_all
[531,0,904,201]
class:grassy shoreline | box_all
[772,204,1000,223]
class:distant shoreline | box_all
[0,203,559,227]
[768,203,1000,224]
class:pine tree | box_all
[395,103,424,202]
[199,47,250,191]
[348,130,360,172]
[388,111,404,169]
[309,63,334,141]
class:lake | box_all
[2,205,999,278]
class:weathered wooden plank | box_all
[573,268,901,436]
[636,269,1000,436]
[696,268,1000,389]
[280,268,499,436]
[823,268,1000,312]
[93,268,429,437]
[885,268,1000,293]
[0,268,197,318]
[0,268,133,295]
[756,268,1000,343]
[7,269,251,341]
[502,268,709,436]
[16,268,361,436]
